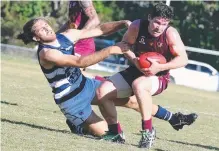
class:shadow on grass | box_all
[157,137,219,151]
[154,149,168,151]
[1,100,18,106]
[1,118,100,140]
[1,100,60,114]
[130,144,168,151]
[1,118,69,134]
[132,133,219,150]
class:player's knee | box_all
[96,85,107,101]
[125,96,140,112]
[89,121,107,137]
[96,81,116,101]
[85,112,108,136]
[132,77,151,92]
[126,96,137,107]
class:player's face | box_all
[148,17,170,37]
[32,20,56,42]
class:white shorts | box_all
[109,73,160,98]
[58,78,101,126]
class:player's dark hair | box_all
[17,17,48,45]
[151,3,174,20]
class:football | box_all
[138,52,167,68]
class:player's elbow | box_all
[93,16,100,27]
[93,13,100,23]
[87,17,100,28]
[76,59,89,68]
[96,18,100,26]
[59,60,86,68]
[54,60,68,67]
[54,59,82,68]
[60,55,88,68]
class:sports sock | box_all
[154,105,172,121]
[142,118,152,131]
[108,122,122,134]
[95,76,105,81]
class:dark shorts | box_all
[74,38,95,56]
[109,66,170,98]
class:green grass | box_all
[1,54,219,151]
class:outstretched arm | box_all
[79,0,100,29]
[64,20,131,43]
[39,42,129,68]
[80,20,131,39]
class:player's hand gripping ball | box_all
[138,52,167,68]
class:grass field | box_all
[1,54,219,151]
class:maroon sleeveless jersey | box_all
[68,1,89,30]
[118,20,173,94]
[133,19,175,75]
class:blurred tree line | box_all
[1,1,219,69]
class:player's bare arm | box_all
[64,20,130,43]
[144,27,188,75]
[57,0,98,33]
[122,19,148,73]
[39,44,128,69]
[79,0,100,29]
[122,19,139,62]
[159,27,188,71]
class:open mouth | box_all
[153,31,161,34]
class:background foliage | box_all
[1,1,219,69]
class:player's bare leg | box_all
[96,80,125,143]
[113,96,198,131]
[132,76,156,149]
[84,111,108,136]
[95,75,197,131]
[66,111,108,136]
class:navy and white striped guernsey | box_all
[37,33,86,104]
